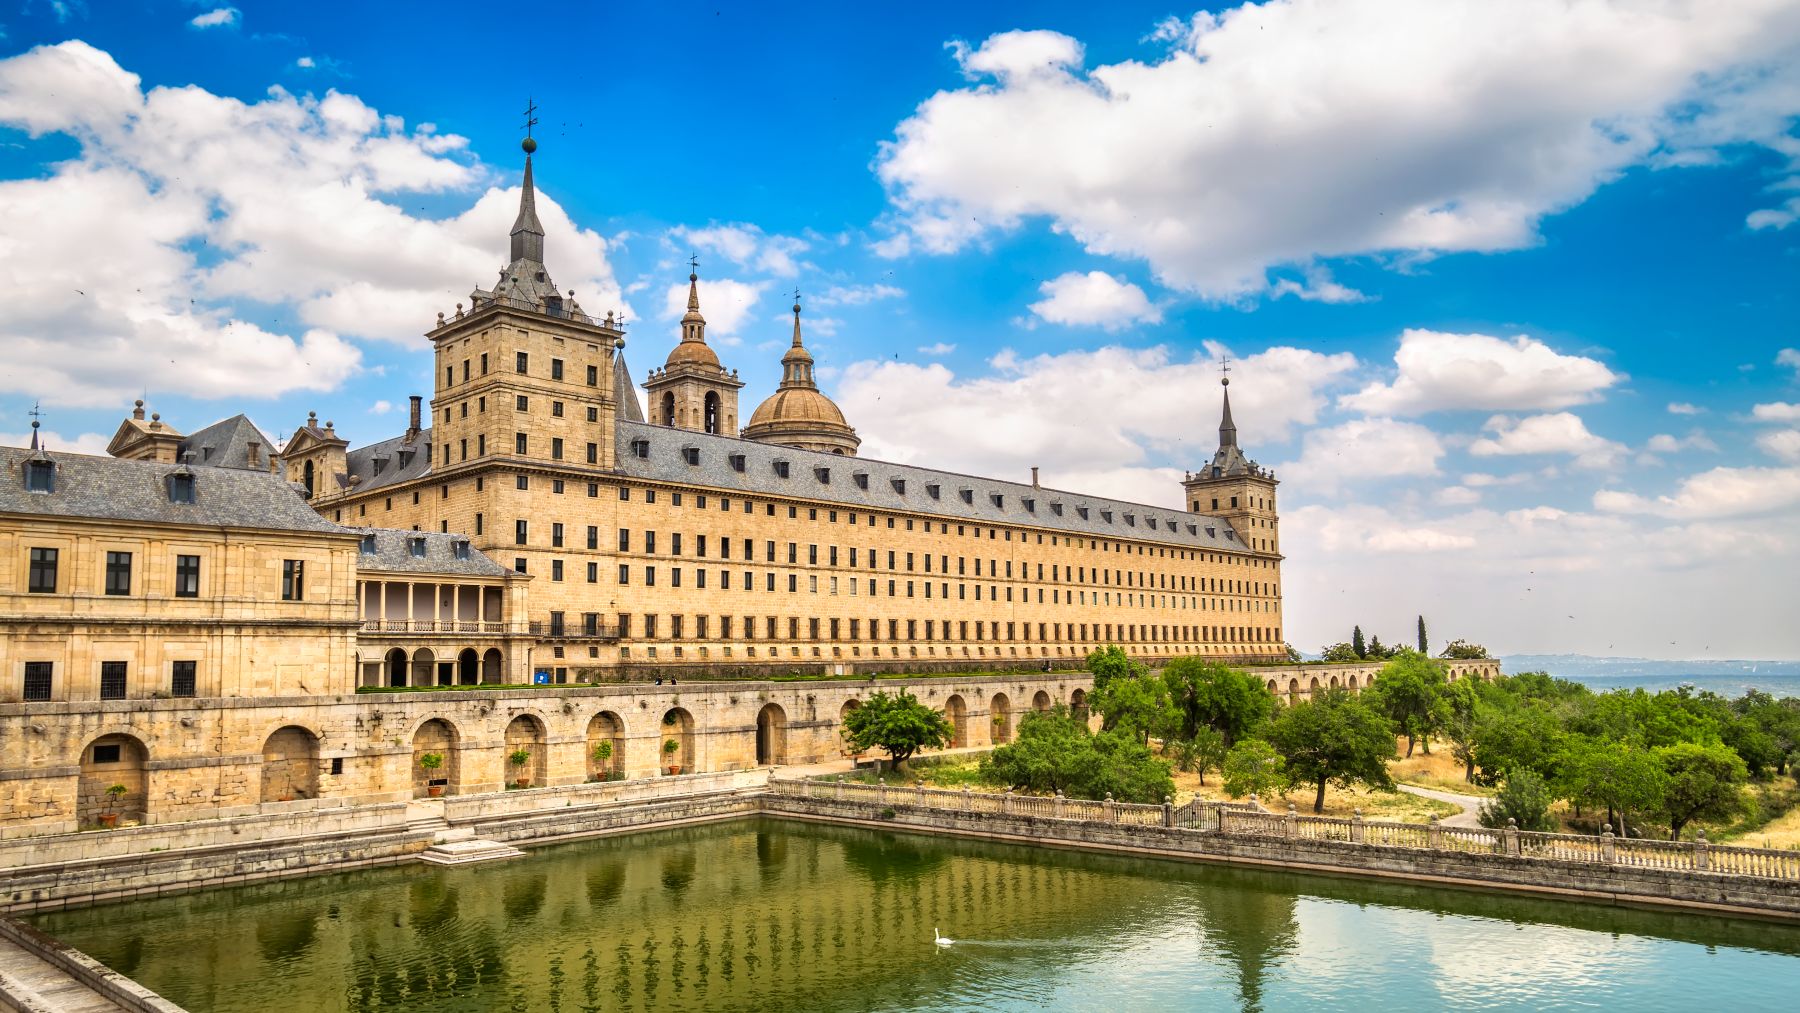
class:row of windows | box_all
[19,660,197,702]
[23,548,204,598]
[608,614,1277,645]
[442,351,602,389]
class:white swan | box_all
[934,927,955,947]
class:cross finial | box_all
[1219,355,1233,387]
[522,98,539,140]
[687,252,700,277]
[27,400,43,424]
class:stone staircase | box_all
[404,799,524,866]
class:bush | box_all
[1478,770,1555,832]
[981,707,1174,803]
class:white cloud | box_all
[1780,348,1800,374]
[1595,465,1800,520]
[1667,401,1703,415]
[1753,402,1800,422]
[1434,485,1481,507]
[1470,412,1625,469]
[1341,329,1621,416]
[836,342,1356,503]
[877,2,1800,299]
[1644,431,1718,455]
[1027,271,1162,330]
[1756,429,1800,462]
[1269,265,1368,304]
[660,277,766,344]
[1281,417,1444,487]
[188,7,238,28]
[368,400,393,415]
[0,429,111,456]
[672,223,809,278]
[0,41,627,406]
[814,283,904,307]
[296,56,316,69]
[917,342,956,356]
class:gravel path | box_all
[1396,783,1488,828]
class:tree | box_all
[1367,651,1448,757]
[1416,615,1429,654]
[1320,642,1360,663]
[1265,687,1396,813]
[1559,740,1664,836]
[1470,704,1564,784]
[1167,726,1229,786]
[1366,634,1389,659]
[1161,657,1274,746]
[1477,770,1555,832]
[1282,643,1303,663]
[982,711,1174,803]
[1351,625,1367,659]
[1085,644,1144,691]
[1442,678,1483,782]
[841,690,954,769]
[1221,738,1288,800]
[1439,640,1490,660]
[1090,668,1179,745]
[1655,741,1748,840]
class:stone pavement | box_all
[0,934,130,1013]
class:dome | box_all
[747,387,848,429]
[665,339,721,369]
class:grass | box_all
[829,759,989,789]
[1387,742,1497,797]
[1170,768,1460,822]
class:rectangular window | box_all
[516,351,529,373]
[619,564,631,584]
[99,661,127,700]
[171,660,196,698]
[551,437,564,460]
[587,364,599,386]
[516,520,529,545]
[587,443,599,464]
[104,551,132,596]
[281,559,304,601]
[22,661,52,702]
[28,547,57,593]
[552,560,564,581]
[515,432,528,454]
[551,358,564,380]
[552,523,565,548]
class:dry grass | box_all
[1387,741,1497,797]
[1172,769,1459,823]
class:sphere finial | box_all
[521,136,537,154]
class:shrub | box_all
[1478,770,1556,832]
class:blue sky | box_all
[2,1,1798,658]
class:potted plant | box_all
[97,783,127,828]
[662,738,681,775]
[418,752,445,796]
[508,748,532,789]
[589,740,614,782]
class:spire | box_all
[780,293,816,389]
[509,147,546,264]
[1219,377,1237,449]
[679,258,707,345]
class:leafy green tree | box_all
[1266,687,1396,813]
[982,711,1174,803]
[1085,644,1144,691]
[1283,643,1303,663]
[1162,657,1274,746]
[1367,634,1389,659]
[1368,651,1448,757]
[1085,730,1178,803]
[1470,704,1565,784]
[1351,626,1366,659]
[1477,770,1556,832]
[1091,668,1179,745]
[1416,615,1429,654]
[1559,739,1664,836]
[1320,642,1360,663]
[1442,677,1484,782]
[1221,738,1288,800]
[840,690,953,769]
[1167,726,1230,786]
[1439,640,1490,660]
[1655,741,1748,840]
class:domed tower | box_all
[641,268,744,434]
[741,296,860,456]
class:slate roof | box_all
[338,428,434,496]
[0,447,349,534]
[614,348,644,423]
[180,414,277,471]
[613,421,1251,552]
[353,528,513,577]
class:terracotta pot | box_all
[515,778,530,789]
[97,814,119,828]
[427,785,444,798]
[666,765,682,775]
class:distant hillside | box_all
[1501,654,1800,678]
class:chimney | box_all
[406,395,423,442]
[247,441,261,468]
[1031,466,1040,489]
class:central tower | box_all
[741,296,860,455]
[1182,376,1280,555]
[641,268,744,434]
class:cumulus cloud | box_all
[1269,265,1368,304]
[660,277,766,345]
[1780,348,1800,374]
[296,56,316,69]
[1026,271,1162,330]
[1753,402,1800,422]
[1469,412,1626,469]
[0,429,111,456]
[877,1,1800,299]
[1280,417,1444,487]
[917,342,956,356]
[814,283,904,306]
[1757,429,1800,462]
[368,400,393,415]
[672,222,809,277]
[0,41,626,406]
[1341,330,1621,416]
[1667,401,1703,415]
[1644,431,1718,455]
[1595,466,1800,520]
[188,7,238,28]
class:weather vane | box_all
[27,400,43,423]
[688,253,700,276]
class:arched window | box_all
[302,459,315,496]
[661,392,676,427]
[704,392,720,434]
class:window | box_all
[453,540,471,561]
[587,443,599,464]
[618,528,631,552]
[516,351,529,373]
[100,661,127,700]
[22,662,52,702]
[515,520,528,545]
[552,560,564,581]
[516,432,528,454]
[517,474,530,490]
[552,358,565,380]
[27,548,57,593]
[551,438,564,460]
[167,473,196,504]
[587,364,599,386]
[553,523,565,548]
[552,401,564,418]
[517,394,530,411]
[104,552,132,595]
[281,559,304,601]
[175,554,200,597]
[632,439,650,459]
[515,557,528,573]
[24,459,55,493]
[171,661,196,698]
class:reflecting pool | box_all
[34,818,1800,1012]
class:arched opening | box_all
[302,459,314,497]
[756,703,788,766]
[1266,679,1278,692]
[457,648,479,686]
[482,648,503,684]
[1308,677,1321,693]
[944,695,968,749]
[79,734,147,828]
[410,648,437,688]
[660,392,676,427]
[989,693,1012,745]
[660,708,695,774]
[504,714,547,789]
[411,719,459,798]
[838,699,861,756]
[386,647,408,688]
[260,726,319,802]
[1329,675,1340,688]
[1288,678,1301,704]
[1032,690,1051,712]
[587,712,624,782]
[704,391,720,435]
[1069,688,1089,725]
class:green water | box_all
[34,819,1800,1012]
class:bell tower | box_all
[641,263,744,434]
[1182,373,1280,555]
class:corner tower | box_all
[641,268,744,434]
[741,296,860,456]
[1182,376,1280,555]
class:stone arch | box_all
[302,459,315,497]
[410,648,437,687]
[660,391,676,427]
[457,648,479,686]
[260,725,319,802]
[1288,678,1301,703]
[990,692,1012,745]
[1266,678,1279,692]
[944,695,968,748]
[1069,688,1089,725]
[756,703,789,766]
[704,391,721,435]
[1309,677,1321,692]
[838,699,861,755]
[411,718,460,797]
[1329,675,1340,688]
[1032,690,1051,712]
[482,648,503,684]
[504,714,547,788]
[79,733,147,827]
[385,647,408,687]
[660,707,695,774]
[587,711,624,781]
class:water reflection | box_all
[32,818,1800,1012]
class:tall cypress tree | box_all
[1416,615,1429,654]
[1352,625,1366,659]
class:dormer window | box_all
[1022,498,1035,513]
[958,488,973,504]
[990,493,1004,509]
[1186,523,1198,535]
[815,467,830,484]
[926,483,940,499]
[631,439,650,459]
[167,473,196,504]
[1206,526,1217,538]
[853,472,869,490]
[773,460,790,479]
[452,539,471,561]
[360,534,377,554]
[1123,513,1135,526]
[397,450,413,469]
[1100,510,1113,523]
[1146,518,1157,530]
[1076,507,1089,520]
[24,459,53,493]
[682,447,700,466]
[729,453,747,473]
[408,536,427,558]
[1225,530,1236,541]
[1050,502,1063,516]
[891,478,906,495]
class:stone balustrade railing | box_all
[769,778,1800,882]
